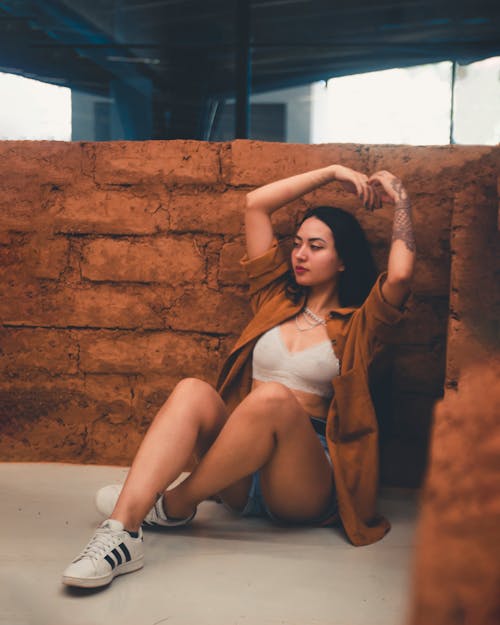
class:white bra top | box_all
[252,326,340,398]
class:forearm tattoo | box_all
[391,179,416,252]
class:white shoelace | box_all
[76,523,123,562]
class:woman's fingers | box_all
[357,173,371,206]
[353,178,363,198]
[366,181,376,210]
[368,171,398,204]
[360,175,379,210]
[336,165,370,201]
[336,166,395,209]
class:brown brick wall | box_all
[1,140,498,487]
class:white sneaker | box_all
[62,519,144,588]
[95,484,195,528]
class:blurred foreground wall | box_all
[408,148,500,624]
[0,140,498,489]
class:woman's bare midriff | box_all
[251,379,330,420]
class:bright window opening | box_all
[0,72,71,140]
[311,62,453,145]
[310,57,500,145]
[453,56,500,145]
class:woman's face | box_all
[291,217,345,289]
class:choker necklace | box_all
[295,307,327,332]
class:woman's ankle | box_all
[162,491,196,521]
[109,514,142,533]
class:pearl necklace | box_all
[295,307,327,332]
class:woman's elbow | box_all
[389,269,413,286]
[387,255,415,286]
[382,275,412,309]
[245,190,258,213]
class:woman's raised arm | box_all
[368,170,416,308]
[244,164,376,260]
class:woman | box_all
[62,163,415,588]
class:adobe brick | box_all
[0,234,69,281]
[28,235,69,279]
[79,374,134,430]
[0,230,11,244]
[219,241,246,285]
[0,328,78,376]
[367,145,495,194]
[167,286,251,334]
[79,330,219,378]
[169,188,245,235]
[0,420,89,462]
[204,238,223,289]
[446,182,500,386]
[94,140,220,185]
[0,182,49,232]
[131,372,180,418]
[0,373,140,463]
[0,141,84,186]
[411,256,449,296]
[88,418,143,465]
[82,372,131,399]
[81,237,205,283]
[221,140,369,186]
[397,296,449,345]
[0,280,173,329]
[49,187,170,235]
[0,380,91,461]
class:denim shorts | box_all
[240,418,338,525]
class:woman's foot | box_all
[62,519,144,588]
[95,484,196,528]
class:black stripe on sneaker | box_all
[111,548,122,565]
[119,543,132,562]
[104,555,116,570]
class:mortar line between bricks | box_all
[0,324,238,338]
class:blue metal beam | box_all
[0,0,150,88]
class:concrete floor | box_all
[1,463,420,625]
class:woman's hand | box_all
[333,165,380,210]
[367,170,408,206]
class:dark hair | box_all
[285,206,377,307]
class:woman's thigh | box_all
[219,383,334,520]
[259,418,334,523]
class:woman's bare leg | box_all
[165,382,334,523]
[110,378,228,531]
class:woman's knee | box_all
[158,378,226,428]
[242,382,305,430]
[172,377,216,400]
